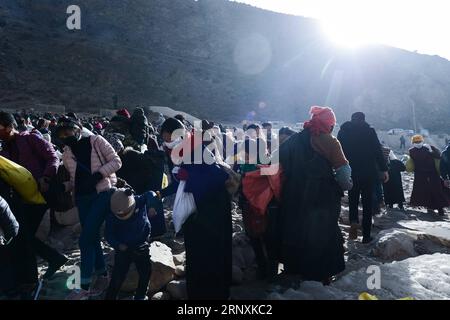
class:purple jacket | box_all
[0,131,59,180]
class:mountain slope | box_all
[0,0,449,131]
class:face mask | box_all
[62,132,81,147]
[163,137,183,150]
[413,142,424,149]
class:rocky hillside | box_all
[1,0,450,131]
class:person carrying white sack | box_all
[157,118,237,300]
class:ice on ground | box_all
[268,254,450,300]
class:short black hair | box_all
[351,112,365,122]
[160,117,184,135]
[262,122,272,128]
[247,123,260,131]
[55,116,82,136]
[174,114,185,122]
[0,111,17,128]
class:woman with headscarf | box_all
[279,106,352,284]
[408,135,448,216]
[383,150,406,210]
[158,118,233,299]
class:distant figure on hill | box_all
[400,135,406,150]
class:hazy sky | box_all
[232,0,450,60]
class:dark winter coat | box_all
[0,131,59,180]
[409,146,449,209]
[279,129,345,281]
[117,148,165,194]
[0,195,19,244]
[383,159,406,205]
[337,120,388,181]
[441,144,450,180]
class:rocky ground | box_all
[4,172,450,300]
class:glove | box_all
[335,164,353,191]
[92,172,104,184]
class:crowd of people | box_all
[0,106,449,300]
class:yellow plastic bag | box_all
[161,173,169,189]
[405,157,415,173]
[359,292,414,300]
[358,292,379,300]
[0,156,46,205]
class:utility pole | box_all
[411,98,417,133]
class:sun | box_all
[321,17,376,48]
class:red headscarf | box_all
[303,106,336,136]
[116,108,131,119]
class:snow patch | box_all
[269,254,450,300]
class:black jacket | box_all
[441,144,450,180]
[0,195,19,244]
[337,120,388,180]
[279,129,345,280]
[117,148,165,194]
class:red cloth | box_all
[116,108,131,119]
[242,166,283,216]
[303,106,336,136]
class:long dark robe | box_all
[383,159,406,205]
[279,129,345,281]
[183,186,232,300]
[409,147,449,209]
[182,163,232,300]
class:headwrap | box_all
[116,108,131,119]
[411,135,424,144]
[303,106,336,136]
[104,132,125,153]
[94,122,103,130]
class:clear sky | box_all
[232,0,450,60]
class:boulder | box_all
[108,242,176,294]
[149,241,176,293]
[175,265,186,277]
[173,252,186,266]
[372,228,418,261]
[398,221,450,248]
[51,225,78,251]
[35,210,51,242]
[54,207,79,226]
[166,280,187,300]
